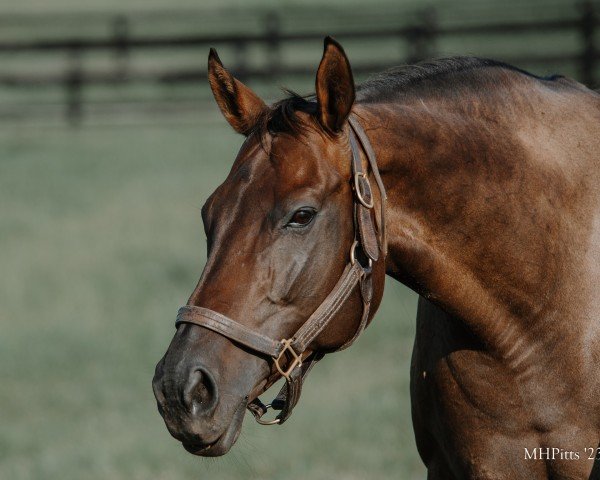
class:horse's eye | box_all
[287,208,316,228]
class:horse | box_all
[152,37,600,479]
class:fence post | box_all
[406,7,437,64]
[112,14,130,80]
[65,45,83,126]
[580,1,597,87]
[264,11,281,78]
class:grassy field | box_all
[0,112,424,479]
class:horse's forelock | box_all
[251,90,319,149]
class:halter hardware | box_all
[350,239,373,269]
[274,339,302,380]
[354,172,374,209]
[253,403,281,426]
[174,115,386,426]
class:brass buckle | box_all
[274,339,302,380]
[354,172,374,209]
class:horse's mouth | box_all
[182,399,246,457]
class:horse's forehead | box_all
[229,138,271,182]
[229,132,332,193]
[215,141,274,210]
[269,133,339,190]
[273,136,315,173]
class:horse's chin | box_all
[182,399,246,457]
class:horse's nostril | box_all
[184,366,218,416]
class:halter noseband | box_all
[175,115,387,425]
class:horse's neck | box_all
[355,91,597,366]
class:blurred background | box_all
[0,0,597,479]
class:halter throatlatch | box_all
[175,115,387,425]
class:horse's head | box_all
[152,37,386,457]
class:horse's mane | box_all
[356,56,562,103]
[253,56,563,138]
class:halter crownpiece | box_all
[175,115,387,425]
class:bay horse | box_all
[152,37,600,479]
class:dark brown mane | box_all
[355,56,562,102]
[255,56,563,137]
[253,89,317,139]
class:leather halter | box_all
[175,115,387,425]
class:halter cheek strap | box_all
[175,115,386,425]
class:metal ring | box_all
[254,404,281,426]
[354,172,374,209]
[350,240,373,269]
[350,240,358,265]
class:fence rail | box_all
[0,2,598,125]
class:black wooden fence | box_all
[0,2,598,125]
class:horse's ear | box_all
[208,48,267,136]
[315,37,355,134]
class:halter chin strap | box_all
[175,115,386,425]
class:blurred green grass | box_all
[0,114,423,479]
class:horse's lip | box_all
[182,437,221,456]
[182,399,246,457]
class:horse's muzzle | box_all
[152,353,238,456]
[151,321,263,457]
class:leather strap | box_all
[339,271,373,351]
[247,351,324,424]
[290,261,365,353]
[272,352,324,423]
[176,261,364,359]
[349,132,380,262]
[176,306,283,358]
[348,116,388,255]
